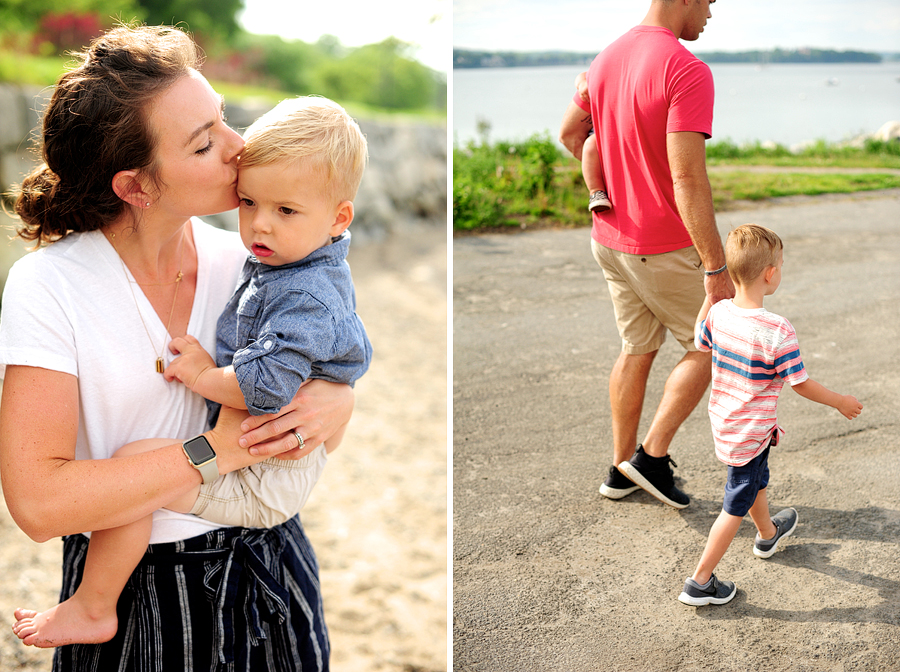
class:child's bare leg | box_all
[582,136,611,212]
[582,136,606,193]
[690,509,743,585]
[747,487,777,540]
[13,514,151,647]
[12,439,198,648]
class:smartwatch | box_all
[182,435,218,484]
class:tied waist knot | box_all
[206,535,290,665]
[169,533,291,665]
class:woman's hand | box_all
[205,406,272,473]
[238,380,354,459]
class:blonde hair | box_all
[239,96,368,204]
[725,224,783,286]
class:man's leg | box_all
[599,349,655,500]
[616,349,709,509]
[609,349,657,466]
[641,349,711,458]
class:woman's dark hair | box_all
[13,24,201,245]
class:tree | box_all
[134,0,243,41]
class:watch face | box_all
[184,436,216,463]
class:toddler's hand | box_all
[164,335,215,391]
[574,71,590,103]
[837,395,863,420]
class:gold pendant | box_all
[156,357,165,374]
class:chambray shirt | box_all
[209,231,372,423]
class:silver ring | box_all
[292,429,305,450]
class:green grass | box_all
[0,51,71,87]
[709,171,900,210]
[454,135,900,232]
[0,49,446,124]
[707,139,900,169]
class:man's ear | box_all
[111,170,153,209]
[330,200,354,236]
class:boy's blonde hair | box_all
[240,96,368,205]
[725,224,783,286]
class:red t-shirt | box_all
[573,26,714,255]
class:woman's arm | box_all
[0,366,265,542]
[237,379,355,458]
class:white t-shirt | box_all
[0,218,247,543]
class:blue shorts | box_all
[723,447,771,517]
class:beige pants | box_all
[591,240,707,355]
[190,444,327,528]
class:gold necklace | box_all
[108,229,187,373]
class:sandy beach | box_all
[0,221,448,672]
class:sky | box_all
[453,0,900,54]
[238,0,450,72]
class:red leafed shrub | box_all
[34,12,105,54]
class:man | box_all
[559,0,733,508]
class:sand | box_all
[0,222,448,672]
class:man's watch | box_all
[182,435,218,484]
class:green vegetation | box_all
[0,1,446,113]
[453,135,900,231]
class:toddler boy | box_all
[573,70,611,213]
[678,224,862,606]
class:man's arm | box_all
[667,130,734,304]
[559,100,593,160]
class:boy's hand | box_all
[164,335,215,391]
[837,395,863,420]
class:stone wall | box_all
[0,84,448,241]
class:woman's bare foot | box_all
[12,600,118,648]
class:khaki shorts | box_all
[591,240,706,355]
[190,444,327,529]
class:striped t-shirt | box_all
[695,299,809,466]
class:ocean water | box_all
[452,61,900,148]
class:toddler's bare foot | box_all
[12,600,118,648]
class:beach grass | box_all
[453,134,900,231]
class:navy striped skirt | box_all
[52,515,329,672]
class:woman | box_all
[0,24,351,670]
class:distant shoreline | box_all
[453,47,896,69]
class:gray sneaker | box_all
[678,574,737,606]
[754,508,799,558]
[588,190,611,212]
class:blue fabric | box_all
[54,516,329,672]
[210,231,372,421]
[723,446,771,517]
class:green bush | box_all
[453,133,569,230]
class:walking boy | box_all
[13,96,372,646]
[678,224,862,606]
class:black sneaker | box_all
[599,465,640,500]
[754,507,798,558]
[617,445,690,509]
[678,574,737,606]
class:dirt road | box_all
[453,191,900,671]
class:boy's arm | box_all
[164,335,248,409]
[792,379,863,419]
